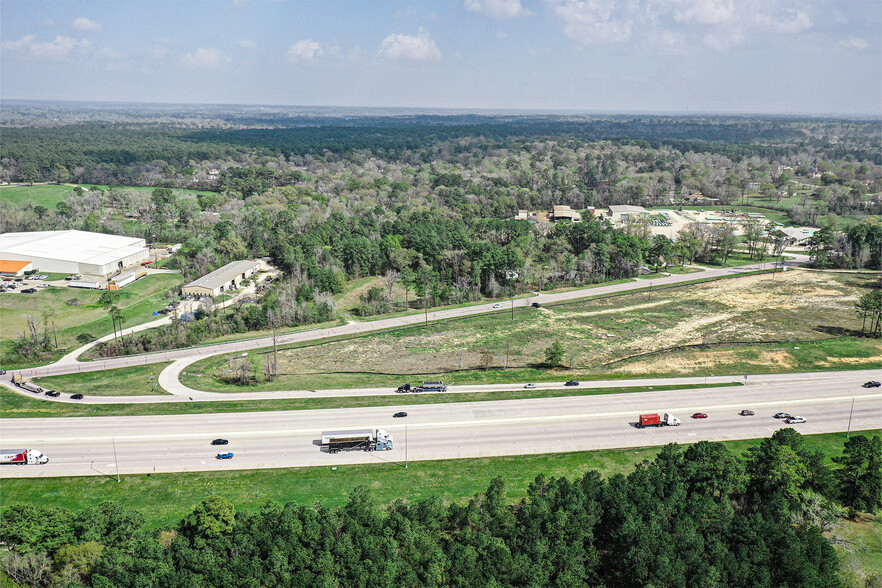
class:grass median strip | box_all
[1,429,875,530]
[0,382,741,418]
[33,363,172,396]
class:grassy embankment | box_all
[0,184,214,208]
[178,270,881,393]
[2,381,737,418]
[32,363,173,396]
[1,429,877,531]
[0,273,182,367]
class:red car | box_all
[691,412,708,419]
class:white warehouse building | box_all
[0,230,150,276]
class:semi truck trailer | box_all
[637,413,681,428]
[321,429,393,453]
[1,449,49,465]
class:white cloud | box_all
[673,0,735,25]
[464,0,530,20]
[703,30,744,51]
[71,17,101,32]
[240,39,257,50]
[840,36,868,50]
[756,8,811,34]
[546,0,633,45]
[180,47,226,69]
[379,30,441,62]
[286,40,323,63]
[2,35,91,61]
[95,47,123,60]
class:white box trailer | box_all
[69,280,101,289]
[321,429,393,453]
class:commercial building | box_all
[0,230,149,276]
[0,260,33,277]
[550,205,582,223]
[182,260,260,297]
[608,205,650,223]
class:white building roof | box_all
[0,230,147,267]
[608,205,649,214]
[184,260,258,291]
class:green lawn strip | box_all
[33,363,172,396]
[663,266,704,274]
[1,429,876,530]
[0,382,737,418]
[0,184,76,207]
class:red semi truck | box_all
[637,413,681,428]
[0,449,49,465]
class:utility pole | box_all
[405,422,408,469]
[112,438,120,483]
[846,397,855,439]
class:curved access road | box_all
[2,371,878,478]
[6,257,808,404]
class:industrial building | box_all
[182,260,260,297]
[0,230,149,276]
[0,259,33,277]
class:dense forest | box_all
[1,431,880,587]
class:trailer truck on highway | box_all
[321,429,393,453]
[1,449,49,465]
[637,413,681,428]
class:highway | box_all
[3,374,879,478]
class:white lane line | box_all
[5,393,879,444]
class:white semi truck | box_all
[1,449,49,465]
[321,429,393,454]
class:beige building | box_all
[551,205,582,223]
[607,205,650,223]
[182,260,260,297]
[0,230,149,276]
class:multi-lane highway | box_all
[3,372,878,478]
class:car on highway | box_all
[862,381,881,388]
[691,413,708,419]
[565,380,579,386]
[773,412,791,419]
[216,452,234,459]
[532,302,541,308]
[21,288,37,294]
[44,390,60,397]
[70,394,84,400]
[211,439,229,445]
[785,416,806,424]
[492,303,503,309]
[739,410,754,416]
[524,383,536,389]
[393,412,408,418]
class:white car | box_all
[524,383,536,389]
[492,303,503,309]
[785,416,806,424]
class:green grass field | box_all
[33,363,172,396]
[0,183,77,208]
[179,271,880,392]
[1,429,876,530]
[0,273,182,365]
[0,382,735,418]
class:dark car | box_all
[70,393,84,400]
[211,439,229,445]
[862,381,881,388]
[773,412,791,419]
[216,452,234,459]
[44,390,60,397]
[565,380,579,386]
[393,412,408,418]
[739,410,755,416]
[532,302,541,308]
[691,413,708,419]
[21,288,37,294]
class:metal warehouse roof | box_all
[184,260,258,290]
[0,230,147,267]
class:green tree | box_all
[544,341,565,367]
[855,289,882,336]
[179,496,236,549]
[834,435,882,513]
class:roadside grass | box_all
[179,271,879,392]
[0,382,735,418]
[664,266,704,274]
[1,429,876,530]
[0,273,181,364]
[33,363,172,396]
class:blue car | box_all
[216,452,234,460]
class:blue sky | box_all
[1,0,879,115]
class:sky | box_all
[1,0,880,115]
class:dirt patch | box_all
[815,354,882,367]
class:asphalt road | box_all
[3,375,878,478]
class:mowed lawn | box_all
[33,363,173,396]
[0,183,78,208]
[0,273,182,354]
[0,430,876,530]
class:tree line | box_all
[2,430,880,587]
